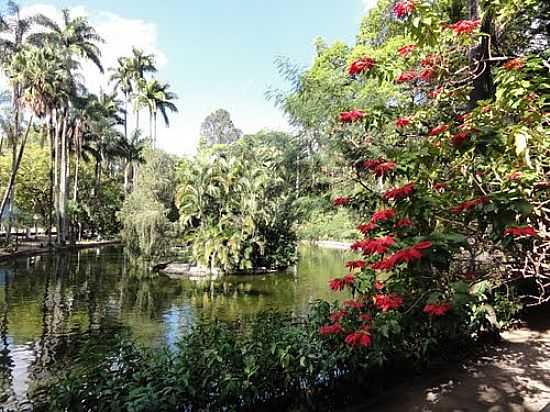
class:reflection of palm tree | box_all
[0,266,16,406]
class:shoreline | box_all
[302,240,353,250]
[0,240,121,262]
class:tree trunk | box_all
[48,114,54,246]
[58,112,69,245]
[149,109,153,143]
[468,0,494,106]
[153,111,157,148]
[124,162,129,193]
[124,96,129,140]
[73,152,80,202]
[0,114,35,229]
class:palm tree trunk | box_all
[153,111,157,148]
[0,114,35,227]
[124,162,129,193]
[124,96,129,140]
[53,110,61,243]
[73,151,80,202]
[48,115,54,246]
[59,112,69,245]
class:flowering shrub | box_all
[313,0,549,359]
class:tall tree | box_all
[199,109,242,146]
[134,79,178,147]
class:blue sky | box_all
[16,0,373,154]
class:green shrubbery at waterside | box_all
[37,293,511,412]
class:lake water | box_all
[0,245,352,408]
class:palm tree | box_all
[109,57,133,139]
[0,46,69,231]
[0,1,38,240]
[125,48,156,131]
[30,9,104,244]
[134,79,178,147]
[114,129,146,192]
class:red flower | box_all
[383,182,416,201]
[339,110,366,123]
[433,183,447,193]
[372,241,432,270]
[371,209,396,224]
[393,0,416,18]
[396,70,417,83]
[398,44,416,57]
[429,124,449,136]
[344,299,365,309]
[334,196,352,207]
[448,19,480,35]
[346,260,366,270]
[395,117,412,128]
[452,131,471,147]
[362,159,383,170]
[374,161,397,177]
[349,57,375,76]
[450,197,489,214]
[418,68,436,82]
[503,57,525,71]
[328,274,355,291]
[357,223,377,235]
[320,323,344,335]
[362,236,396,255]
[330,310,348,323]
[345,329,372,347]
[504,225,538,238]
[394,218,414,228]
[374,294,404,312]
[374,281,385,290]
[424,303,452,316]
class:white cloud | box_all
[362,0,378,12]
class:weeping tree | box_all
[118,146,178,260]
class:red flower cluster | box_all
[451,197,489,214]
[419,68,436,82]
[504,225,538,238]
[452,131,471,147]
[398,44,416,57]
[320,323,344,335]
[329,274,355,291]
[396,70,417,83]
[346,260,367,270]
[349,57,375,76]
[372,241,432,270]
[395,117,413,128]
[334,196,351,207]
[357,223,377,235]
[383,182,416,201]
[503,57,525,71]
[339,110,365,123]
[393,0,416,18]
[448,19,480,35]
[374,281,385,290]
[374,294,404,311]
[330,310,348,323]
[433,183,447,192]
[371,208,396,224]
[361,159,397,176]
[352,236,396,255]
[345,328,372,347]
[394,217,414,228]
[424,303,452,316]
[429,124,449,136]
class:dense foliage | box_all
[278,0,549,356]
[176,132,300,272]
[35,308,481,412]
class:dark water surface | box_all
[0,245,352,407]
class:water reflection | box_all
[0,245,352,407]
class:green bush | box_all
[34,300,499,412]
[298,208,361,242]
